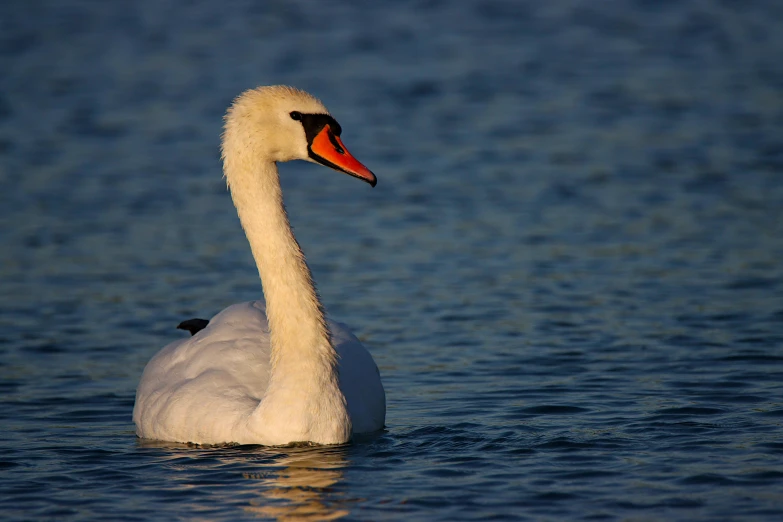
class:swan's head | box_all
[222,85,376,186]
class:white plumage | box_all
[133,86,385,445]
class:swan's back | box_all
[133,301,385,444]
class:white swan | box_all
[133,86,385,446]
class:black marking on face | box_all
[291,113,347,166]
[295,113,343,144]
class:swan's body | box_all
[133,86,385,446]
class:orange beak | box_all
[308,124,377,187]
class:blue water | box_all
[2,0,783,520]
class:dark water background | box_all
[2,0,783,520]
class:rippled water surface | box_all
[2,1,783,520]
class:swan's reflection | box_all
[244,445,351,521]
[136,439,353,520]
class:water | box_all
[2,0,783,520]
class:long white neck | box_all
[228,159,333,367]
[222,152,351,444]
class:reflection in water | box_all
[136,440,355,520]
[244,445,351,521]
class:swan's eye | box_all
[290,111,302,121]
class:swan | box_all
[133,86,385,446]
